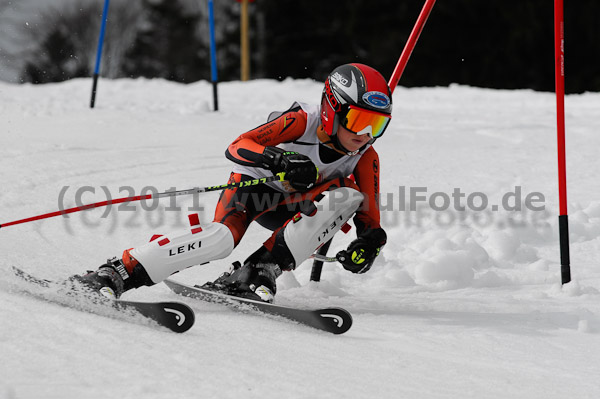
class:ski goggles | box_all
[340,105,391,139]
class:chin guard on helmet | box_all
[321,79,341,136]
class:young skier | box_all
[74,63,392,303]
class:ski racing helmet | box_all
[320,63,393,150]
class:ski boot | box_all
[70,250,153,299]
[202,246,282,303]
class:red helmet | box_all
[320,63,392,143]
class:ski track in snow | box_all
[0,78,599,399]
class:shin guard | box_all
[130,222,234,283]
[267,187,364,269]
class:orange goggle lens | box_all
[341,106,391,139]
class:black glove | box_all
[336,228,387,274]
[261,146,318,191]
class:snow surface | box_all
[0,78,599,399]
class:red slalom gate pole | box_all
[554,0,571,284]
[388,0,437,92]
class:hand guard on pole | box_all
[261,146,318,192]
[336,228,387,274]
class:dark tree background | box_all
[17,0,600,93]
[253,0,599,93]
[122,0,207,82]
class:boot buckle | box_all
[252,285,275,303]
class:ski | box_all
[11,267,195,333]
[164,278,352,335]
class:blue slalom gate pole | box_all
[208,0,219,111]
[90,0,110,108]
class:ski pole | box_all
[0,173,286,229]
[309,253,338,263]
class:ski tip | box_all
[116,300,196,334]
[318,308,353,335]
[162,302,195,333]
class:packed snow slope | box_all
[1,78,599,399]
